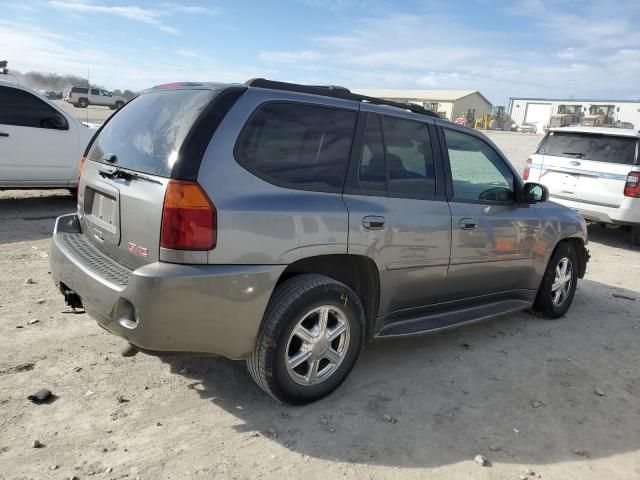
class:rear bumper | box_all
[549,195,640,225]
[50,214,285,359]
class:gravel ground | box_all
[54,100,115,125]
[1,133,639,480]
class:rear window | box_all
[88,89,217,177]
[72,87,88,94]
[235,102,357,192]
[539,132,637,165]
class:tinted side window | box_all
[355,114,436,197]
[382,116,435,197]
[91,88,100,95]
[358,115,386,191]
[0,86,66,129]
[444,129,515,202]
[72,87,88,94]
[235,103,357,192]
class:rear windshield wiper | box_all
[98,167,162,185]
[562,152,585,158]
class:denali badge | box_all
[128,242,148,258]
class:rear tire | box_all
[115,101,124,109]
[533,242,578,318]
[631,225,640,246]
[78,98,88,108]
[247,274,364,404]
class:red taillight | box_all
[522,157,532,181]
[624,172,640,198]
[160,180,216,250]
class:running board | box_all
[376,299,531,338]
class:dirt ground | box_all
[1,133,639,480]
[53,100,115,125]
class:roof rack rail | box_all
[244,78,440,119]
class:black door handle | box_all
[363,216,386,230]
[459,218,478,230]
[0,132,9,138]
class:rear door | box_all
[344,108,451,320]
[536,131,638,208]
[79,88,221,270]
[0,85,78,185]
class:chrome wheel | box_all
[551,257,573,306]
[285,305,350,386]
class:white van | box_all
[525,126,640,244]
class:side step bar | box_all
[376,299,531,338]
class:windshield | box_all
[557,105,582,115]
[589,105,614,116]
[541,132,637,165]
[87,89,218,177]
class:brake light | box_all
[624,172,640,198]
[523,157,532,181]
[160,180,216,250]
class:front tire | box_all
[533,242,578,318]
[247,274,364,404]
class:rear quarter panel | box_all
[196,88,359,265]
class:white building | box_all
[509,97,640,133]
[353,89,493,121]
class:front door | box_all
[344,109,451,322]
[0,86,77,186]
[440,126,541,301]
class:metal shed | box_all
[509,97,640,132]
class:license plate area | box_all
[561,173,579,194]
[83,186,120,245]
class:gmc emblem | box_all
[128,242,148,258]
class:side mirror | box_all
[522,182,548,203]
[41,113,68,130]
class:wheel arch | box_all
[561,236,589,278]
[275,254,380,339]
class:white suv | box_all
[64,86,126,110]
[0,82,95,189]
[525,126,640,244]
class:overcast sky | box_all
[1,0,639,105]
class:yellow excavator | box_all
[474,106,514,130]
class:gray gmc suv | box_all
[50,79,589,404]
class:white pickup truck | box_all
[0,81,96,189]
[63,86,126,110]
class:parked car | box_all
[38,89,57,100]
[50,79,589,404]
[517,122,537,133]
[613,121,635,130]
[524,126,640,244]
[63,86,126,110]
[0,81,96,189]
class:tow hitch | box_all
[63,288,84,313]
